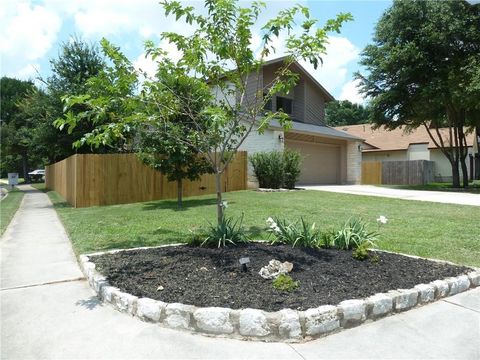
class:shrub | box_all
[267,217,321,248]
[272,274,299,292]
[283,149,302,189]
[332,217,378,250]
[249,151,284,189]
[201,214,249,247]
[352,242,370,260]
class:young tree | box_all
[137,70,213,208]
[324,100,371,126]
[357,0,480,188]
[58,0,352,226]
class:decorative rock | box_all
[112,290,137,315]
[468,271,480,287]
[137,298,165,322]
[193,307,234,334]
[82,261,95,277]
[366,293,393,317]
[338,299,366,327]
[79,255,90,263]
[239,309,270,337]
[277,309,302,339]
[165,303,195,330]
[259,260,294,279]
[304,305,339,336]
[430,279,449,299]
[389,289,419,311]
[100,286,118,303]
[414,284,435,304]
[446,275,470,296]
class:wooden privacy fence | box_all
[45,152,247,208]
[362,160,434,185]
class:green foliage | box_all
[250,151,284,188]
[333,217,378,250]
[272,274,299,292]
[267,217,321,248]
[356,0,480,188]
[53,0,352,227]
[324,100,372,126]
[249,150,302,189]
[352,242,370,261]
[283,150,301,189]
[202,213,249,248]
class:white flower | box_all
[377,215,388,224]
[266,217,274,225]
[273,226,281,233]
[221,201,228,209]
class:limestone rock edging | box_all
[78,248,479,343]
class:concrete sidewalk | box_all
[1,186,479,359]
[303,184,480,207]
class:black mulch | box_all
[91,243,471,312]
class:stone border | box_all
[79,244,480,342]
[256,188,305,192]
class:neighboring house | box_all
[336,124,476,182]
[220,57,364,187]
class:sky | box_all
[0,0,393,104]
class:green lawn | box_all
[44,188,480,267]
[379,181,480,194]
[0,188,24,235]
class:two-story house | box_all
[234,57,363,187]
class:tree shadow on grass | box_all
[142,197,223,211]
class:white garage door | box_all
[286,140,340,185]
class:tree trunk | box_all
[22,153,30,184]
[451,159,461,188]
[460,159,469,188]
[177,179,183,208]
[214,171,223,226]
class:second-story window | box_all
[276,96,293,115]
[263,93,272,111]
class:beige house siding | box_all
[304,78,326,126]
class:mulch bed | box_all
[92,243,470,312]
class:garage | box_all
[285,139,341,184]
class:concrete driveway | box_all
[1,186,479,359]
[303,185,480,207]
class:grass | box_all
[0,188,25,235]
[379,181,480,194]
[44,188,480,267]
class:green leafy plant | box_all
[333,217,378,250]
[320,229,336,249]
[250,151,284,189]
[267,217,320,248]
[202,213,249,248]
[283,149,302,189]
[272,274,299,292]
[352,242,370,261]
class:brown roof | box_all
[335,124,475,152]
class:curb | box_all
[79,244,480,342]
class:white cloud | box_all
[339,79,365,104]
[0,1,61,78]
[42,0,201,39]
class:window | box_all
[263,93,272,111]
[276,96,293,114]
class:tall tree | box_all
[0,77,36,180]
[324,100,371,126]
[57,0,352,227]
[357,0,480,188]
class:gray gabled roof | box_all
[262,56,335,102]
[270,120,364,141]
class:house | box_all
[336,124,476,182]
[221,57,364,187]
